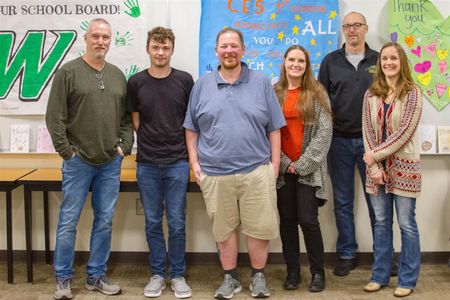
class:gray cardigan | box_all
[277,97,332,203]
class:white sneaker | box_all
[144,275,167,298]
[171,277,192,298]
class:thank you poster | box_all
[389,0,450,111]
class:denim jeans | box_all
[136,159,190,279]
[369,189,420,288]
[277,174,324,276]
[54,154,123,279]
[328,136,375,259]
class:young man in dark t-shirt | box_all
[126,27,194,299]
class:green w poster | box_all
[389,0,450,111]
[0,0,146,115]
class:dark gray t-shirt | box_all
[127,68,194,164]
[184,63,286,176]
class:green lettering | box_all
[0,30,76,100]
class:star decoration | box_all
[328,40,332,45]
[316,52,321,57]
[329,11,337,19]
[294,14,301,21]
[310,38,316,46]
[269,62,273,68]
[270,12,277,20]
[247,59,251,63]
[270,72,274,78]
[277,31,285,42]
[292,25,299,35]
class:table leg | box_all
[44,191,51,265]
[24,186,33,283]
[6,190,13,284]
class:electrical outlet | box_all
[136,198,144,215]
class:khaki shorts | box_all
[199,164,279,242]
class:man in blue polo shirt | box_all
[184,28,285,299]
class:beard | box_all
[221,57,240,70]
[94,53,105,60]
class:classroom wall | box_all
[1,0,449,255]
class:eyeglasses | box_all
[95,72,105,91]
[342,23,366,31]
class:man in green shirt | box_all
[46,18,133,300]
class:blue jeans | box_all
[328,136,375,259]
[54,154,123,279]
[369,189,420,288]
[137,160,190,279]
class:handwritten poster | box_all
[389,0,450,111]
[0,0,147,115]
[199,0,339,82]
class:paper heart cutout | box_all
[437,49,448,60]
[435,83,446,98]
[424,43,436,56]
[404,35,414,47]
[438,61,447,73]
[411,46,421,57]
[414,60,432,73]
[417,72,432,86]
[391,32,398,43]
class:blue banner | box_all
[199,0,339,82]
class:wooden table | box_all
[0,168,35,283]
[19,168,199,283]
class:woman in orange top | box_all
[274,45,332,292]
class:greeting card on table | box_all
[36,125,56,153]
[437,125,450,153]
[10,124,30,152]
[419,125,437,154]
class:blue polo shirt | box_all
[183,63,286,176]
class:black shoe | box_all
[333,258,357,276]
[283,272,301,290]
[391,263,398,277]
[309,274,325,292]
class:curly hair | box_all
[146,26,175,49]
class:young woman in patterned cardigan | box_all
[362,42,422,298]
[274,45,332,293]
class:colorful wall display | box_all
[199,0,339,82]
[389,0,450,111]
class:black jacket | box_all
[318,43,378,137]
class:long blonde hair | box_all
[369,42,416,100]
[274,45,331,124]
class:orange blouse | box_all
[281,88,304,161]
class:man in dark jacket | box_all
[318,11,378,277]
